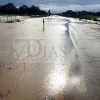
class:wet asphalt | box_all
[0,16,100,100]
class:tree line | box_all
[61,10,100,20]
[0,3,49,16]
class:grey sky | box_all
[0,0,100,13]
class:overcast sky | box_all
[0,0,100,13]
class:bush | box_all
[93,18,97,21]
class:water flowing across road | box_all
[0,16,100,100]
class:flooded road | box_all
[0,16,100,100]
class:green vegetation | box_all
[0,3,49,16]
[79,15,99,21]
[61,10,100,21]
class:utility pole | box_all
[43,18,45,31]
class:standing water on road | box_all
[0,16,100,100]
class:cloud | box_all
[40,4,100,13]
[1,0,100,6]
[0,0,100,13]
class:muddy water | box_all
[0,16,86,100]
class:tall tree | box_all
[48,10,51,15]
[19,5,28,15]
[0,5,2,14]
[28,5,40,16]
[0,3,48,16]
[2,3,16,15]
